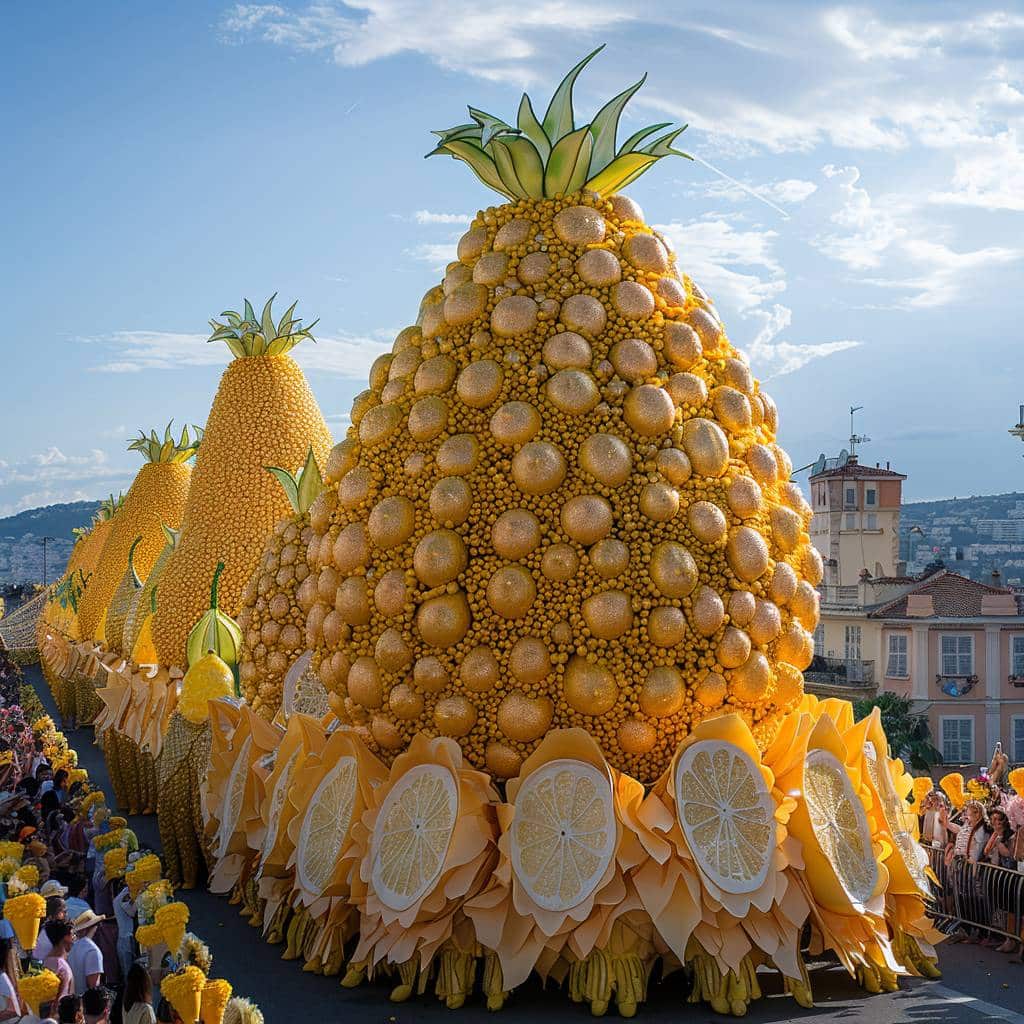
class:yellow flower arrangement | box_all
[126,854,162,899]
[31,716,55,735]
[1011,767,1024,795]
[911,777,934,809]
[0,752,13,768]
[223,997,264,1024]
[181,933,213,974]
[161,965,207,1024]
[139,880,173,923]
[200,979,232,1024]
[156,901,190,955]
[0,841,24,863]
[940,772,966,810]
[0,857,21,881]
[3,891,46,951]
[94,827,126,853]
[69,767,88,786]
[17,966,60,1017]
[105,847,128,882]
[80,791,106,816]
[135,922,164,948]
[13,864,40,890]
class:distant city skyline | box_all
[3,1,1023,515]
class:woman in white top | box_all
[122,963,156,1024]
[0,935,24,1021]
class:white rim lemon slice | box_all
[296,755,358,896]
[674,739,775,895]
[862,741,930,895]
[510,758,616,913]
[804,749,878,905]
[261,749,300,863]
[217,734,253,860]
[282,651,312,717]
[370,762,458,912]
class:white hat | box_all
[40,880,68,898]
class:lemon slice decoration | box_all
[296,755,358,896]
[674,739,775,895]
[261,749,300,863]
[862,741,930,895]
[217,734,252,860]
[370,763,458,912]
[804,749,878,905]
[510,758,616,913]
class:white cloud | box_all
[698,176,818,206]
[929,129,1024,212]
[86,329,393,379]
[404,241,458,270]
[0,448,133,516]
[221,0,632,82]
[414,210,471,225]
[745,304,860,378]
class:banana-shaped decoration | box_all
[186,561,242,672]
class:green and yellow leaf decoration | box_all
[208,295,318,358]
[427,46,691,200]
[264,447,324,516]
[127,423,203,464]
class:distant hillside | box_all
[0,500,99,586]
[903,492,1024,517]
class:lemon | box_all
[296,756,358,896]
[674,739,775,895]
[370,763,458,912]
[261,749,300,864]
[217,735,253,860]
[804,749,878,905]
[510,758,616,912]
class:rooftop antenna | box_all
[849,405,870,458]
[1010,404,1024,452]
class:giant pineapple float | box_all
[194,49,940,1017]
[42,47,941,1018]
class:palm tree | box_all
[853,692,941,770]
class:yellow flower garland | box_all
[126,853,163,899]
[0,857,21,881]
[3,892,46,951]
[200,979,232,1024]
[13,864,40,890]
[156,901,190,955]
[105,847,128,882]
[0,842,23,863]
[136,923,165,949]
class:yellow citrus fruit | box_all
[217,735,253,860]
[803,749,878,905]
[295,756,358,896]
[510,758,616,912]
[370,763,457,912]
[261,750,300,863]
[673,739,775,895]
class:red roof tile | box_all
[810,460,907,481]
[869,569,1019,619]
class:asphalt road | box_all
[24,662,1024,1023]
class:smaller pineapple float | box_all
[238,448,324,721]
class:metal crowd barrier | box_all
[921,843,1024,939]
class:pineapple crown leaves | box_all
[208,295,319,359]
[94,493,125,525]
[127,423,203,464]
[427,45,691,201]
[50,569,90,612]
[264,447,324,516]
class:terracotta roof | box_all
[810,460,907,481]
[869,569,1019,619]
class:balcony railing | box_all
[803,656,875,687]
[818,585,861,607]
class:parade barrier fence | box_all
[922,843,1024,939]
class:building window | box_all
[941,718,974,764]
[845,625,862,662]
[886,634,909,678]
[941,634,974,677]
[866,487,877,506]
[1014,717,1024,763]
[1012,636,1024,678]
[813,624,824,657]
[845,513,857,530]
[866,513,878,530]
[845,486,856,508]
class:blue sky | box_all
[2,1,1022,516]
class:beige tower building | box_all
[809,455,906,587]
